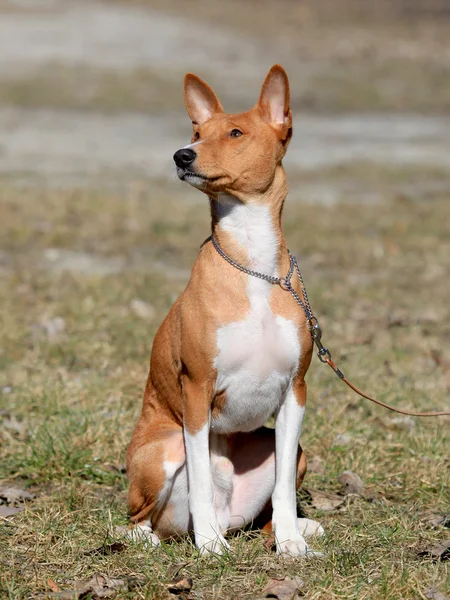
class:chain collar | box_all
[210,234,332,360]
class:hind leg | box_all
[127,427,188,544]
[228,428,324,541]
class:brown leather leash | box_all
[210,235,450,418]
[326,357,450,417]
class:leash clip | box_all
[317,346,332,363]
[308,317,332,362]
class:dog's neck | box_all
[209,166,287,276]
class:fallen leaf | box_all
[40,574,131,599]
[338,471,364,496]
[308,455,324,474]
[166,577,193,594]
[0,505,23,518]
[47,579,61,593]
[166,563,190,580]
[263,576,303,599]
[422,513,450,529]
[83,542,126,556]
[0,484,35,506]
[418,539,450,562]
[130,299,156,321]
[305,489,345,512]
[425,587,449,600]
[263,533,276,551]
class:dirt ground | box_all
[0,1,449,599]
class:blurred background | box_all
[1,0,450,195]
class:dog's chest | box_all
[212,282,300,434]
[210,198,301,434]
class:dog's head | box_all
[173,65,292,199]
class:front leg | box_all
[182,376,229,555]
[272,379,310,556]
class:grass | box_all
[0,178,449,599]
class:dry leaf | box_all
[425,587,449,600]
[166,563,190,580]
[40,574,130,599]
[422,513,450,529]
[166,577,193,594]
[0,484,35,506]
[0,505,23,518]
[263,534,276,551]
[83,542,126,556]
[338,471,364,496]
[306,489,345,512]
[418,539,450,562]
[263,576,303,599]
[47,579,61,593]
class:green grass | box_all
[0,182,449,599]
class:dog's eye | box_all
[194,131,200,141]
[230,129,243,138]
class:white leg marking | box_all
[184,421,230,555]
[272,388,318,557]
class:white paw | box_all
[276,533,324,558]
[297,518,325,538]
[276,533,308,557]
[125,524,161,547]
[196,527,230,556]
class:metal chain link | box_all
[211,235,316,322]
[211,235,282,285]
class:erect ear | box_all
[257,65,292,142]
[184,73,224,126]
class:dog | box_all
[127,65,324,556]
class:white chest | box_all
[212,295,300,433]
[210,196,301,434]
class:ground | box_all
[0,1,449,599]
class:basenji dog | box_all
[127,65,324,556]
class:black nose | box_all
[173,148,196,168]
